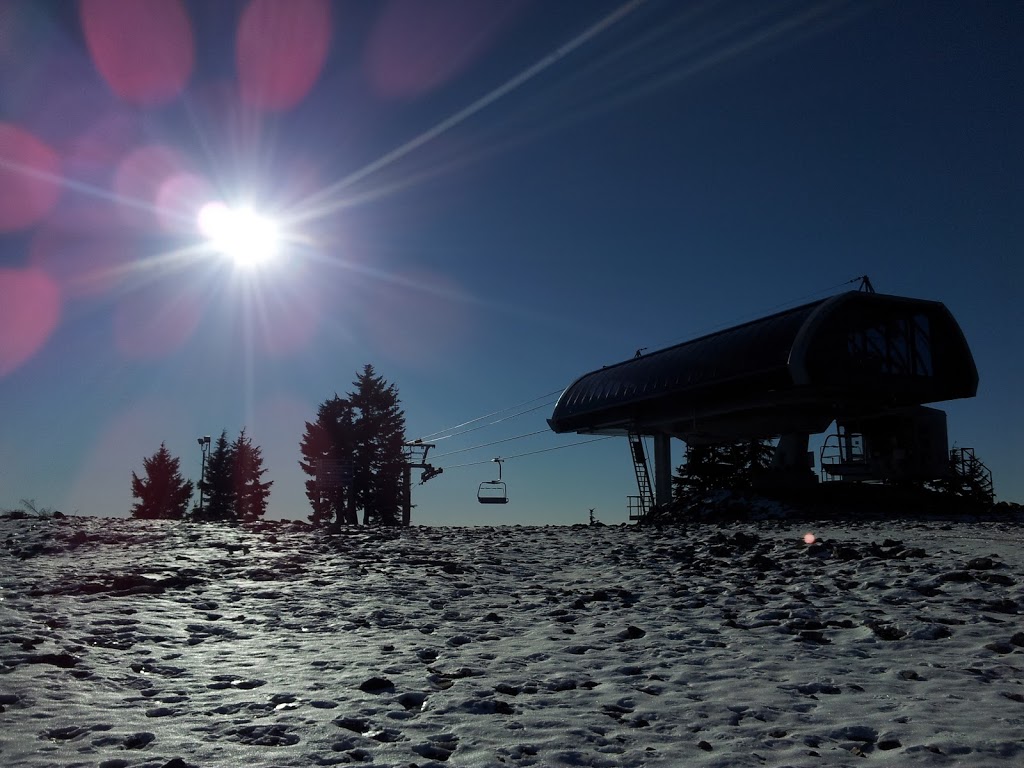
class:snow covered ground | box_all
[1,515,1022,767]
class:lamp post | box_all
[197,435,211,515]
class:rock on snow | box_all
[1,515,1023,766]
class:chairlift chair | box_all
[477,480,508,504]
[477,457,509,504]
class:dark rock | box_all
[231,724,299,746]
[230,678,265,689]
[43,725,88,740]
[795,682,842,695]
[333,716,369,733]
[796,631,830,644]
[413,742,454,760]
[985,641,1016,654]
[866,622,906,641]
[358,676,394,693]
[619,625,646,640]
[698,740,713,751]
[910,624,952,641]
[898,670,925,681]
[966,557,996,570]
[26,652,79,668]
[398,691,428,711]
[980,598,1019,615]
[980,573,1015,586]
[123,732,155,749]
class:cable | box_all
[417,393,563,442]
[432,429,551,459]
[419,278,860,452]
[439,435,616,471]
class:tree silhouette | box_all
[300,365,407,526]
[196,430,235,522]
[350,364,406,525]
[131,443,194,519]
[673,439,774,504]
[232,427,273,522]
[300,395,357,526]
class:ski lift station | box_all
[548,287,983,516]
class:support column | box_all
[654,433,673,508]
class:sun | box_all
[197,201,280,267]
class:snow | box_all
[2,515,1023,767]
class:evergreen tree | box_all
[232,428,273,522]
[299,395,357,526]
[131,443,194,519]
[672,439,774,504]
[299,366,407,527]
[350,364,406,526]
[196,430,236,522]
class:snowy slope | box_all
[2,516,1022,767]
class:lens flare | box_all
[80,0,194,105]
[803,532,816,545]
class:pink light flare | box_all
[365,0,524,100]
[0,122,62,232]
[155,172,215,235]
[0,268,61,377]
[236,0,332,111]
[79,0,194,106]
[113,144,197,231]
[803,532,816,545]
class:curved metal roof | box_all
[548,291,978,441]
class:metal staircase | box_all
[950,447,994,503]
[627,433,656,520]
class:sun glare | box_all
[198,201,279,267]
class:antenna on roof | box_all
[855,275,875,293]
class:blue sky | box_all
[1,0,1020,525]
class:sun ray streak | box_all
[0,155,196,228]
[286,0,647,225]
[282,0,860,231]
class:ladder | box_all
[950,447,994,503]
[628,433,656,520]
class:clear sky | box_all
[1,0,1021,525]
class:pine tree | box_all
[196,430,236,522]
[299,395,357,526]
[300,366,407,527]
[131,443,194,519]
[350,364,406,526]
[232,428,273,522]
[672,439,775,504]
